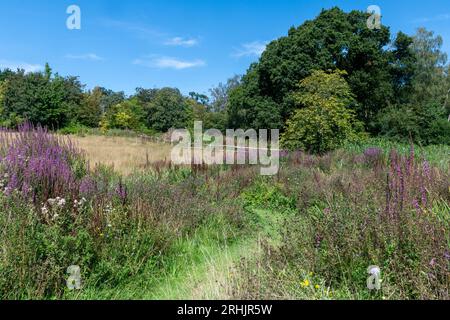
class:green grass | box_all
[69,213,259,300]
[2,135,448,300]
[343,137,450,167]
[68,184,295,300]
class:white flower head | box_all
[57,198,66,207]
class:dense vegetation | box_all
[0,8,448,152]
[0,125,448,299]
[0,7,448,300]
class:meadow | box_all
[1,3,449,302]
[70,135,172,175]
[0,125,448,300]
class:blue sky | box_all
[1,0,449,96]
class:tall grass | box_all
[343,137,450,168]
[231,146,449,300]
[0,126,448,299]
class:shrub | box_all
[58,123,91,136]
[377,103,450,145]
[101,99,146,132]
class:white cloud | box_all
[164,37,199,47]
[133,56,206,70]
[65,53,104,61]
[413,13,450,23]
[102,19,166,39]
[0,60,43,73]
[232,41,268,58]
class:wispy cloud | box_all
[101,19,166,40]
[65,53,104,61]
[102,19,201,49]
[0,59,43,73]
[133,56,206,70]
[232,41,268,58]
[164,37,199,47]
[413,13,450,23]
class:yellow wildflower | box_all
[301,279,310,288]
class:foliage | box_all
[0,65,84,129]
[376,28,450,145]
[377,102,450,145]
[281,70,363,153]
[74,87,104,127]
[209,75,241,112]
[228,7,415,132]
[143,88,188,132]
[228,65,282,130]
[101,98,146,131]
[410,28,448,106]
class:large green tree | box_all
[144,88,188,132]
[0,65,83,128]
[281,70,363,153]
[74,87,104,127]
[228,7,415,131]
[377,28,450,145]
[101,97,146,131]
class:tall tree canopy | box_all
[143,88,188,132]
[228,7,415,131]
[0,65,83,128]
[376,28,450,145]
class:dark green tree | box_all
[144,88,188,132]
[0,66,83,128]
[228,7,415,132]
[74,87,104,127]
[377,28,450,145]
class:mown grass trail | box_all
[76,207,284,300]
[147,209,285,300]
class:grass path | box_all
[75,207,285,300]
[146,208,285,300]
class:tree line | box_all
[0,7,448,153]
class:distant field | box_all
[70,134,450,175]
[70,135,172,175]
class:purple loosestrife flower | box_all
[422,161,431,180]
[79,176,96,197]
[444,251,450,261]
[364,147,382,159]
[412,199,421,213]
[280,150,289,158]
[363,147,383,168]
[115,181,128,205]
[407,145,415,176]
[0,123,87,203]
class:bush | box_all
[101,99,146,132]
[58,123,91,136]
[377,103,450,146]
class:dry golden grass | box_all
[70,135,172,175]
